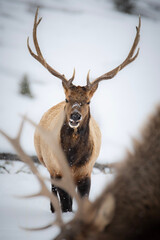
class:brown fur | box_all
[54,105,160,240]
[94,106,160,240]
[34,85,101,183]
[60,112,93,167]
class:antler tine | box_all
[27,8,74,88]
[33,8,43,58]
[68,68,75,85]
[87,16,141,89]
[87,70,91,87]
[0,121,63,227]
[21,220,56,232]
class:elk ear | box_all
[88,83,98,98]
[93,193,115,231]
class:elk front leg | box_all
[50,181,58,213]
[50,175,62,213]
[50,175,73,213]
[58,188,73,212]
[77,177,91,198]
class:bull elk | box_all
[27,8,141,213]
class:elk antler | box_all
[0,115,84,228]
[87,16,141,89]
[0,119,64,230]
[27,8,75,89]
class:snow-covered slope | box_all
[0,0,160,162]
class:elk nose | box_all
[70,112,81,121]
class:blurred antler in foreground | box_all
[54,105,160,240]
[0,119,63,229]
[0,115,85,229]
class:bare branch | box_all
[94,162,117,173]
[0,165,10,173]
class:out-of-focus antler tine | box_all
[0,121,42,180]
[0,129,12,142]
[21,220,56,231]
[18,188,61,216]
[0,124,63,226]
[50,177,82,208]
[16,115,26,141]
[18,188,63,225]
[23,115,72,176]
[16,192,42,199]
[42,175,82,211]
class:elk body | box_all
[27,9,141,212]
[90,106,160,240]
[54,106,160,240]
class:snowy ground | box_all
[0,160,113,240]
[0,0,160,239]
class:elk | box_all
[27,8,141,213]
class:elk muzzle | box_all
[69,110,82,128]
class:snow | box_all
[0,0,160,239]
[0,161,60,240]
[0,160,112,240]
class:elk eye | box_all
[87,101,90,105]
[65,99,69,103]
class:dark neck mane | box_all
[60,112,93,167]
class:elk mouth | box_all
[69,119,80,128]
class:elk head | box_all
[63,84,98,128]
[27,8,141,129]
